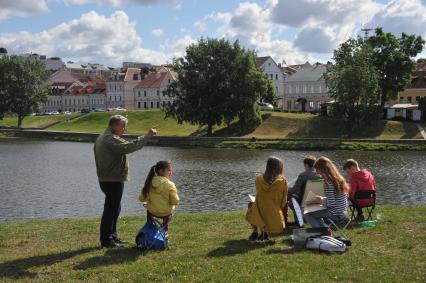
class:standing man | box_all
[94,115,157,248]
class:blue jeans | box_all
[304,209,345,228]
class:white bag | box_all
[305,236,346,253]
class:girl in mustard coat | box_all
[246,156,288,240]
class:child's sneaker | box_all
[248,232,259,241]
[258,232,269,241]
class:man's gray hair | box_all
[109,115,128,127]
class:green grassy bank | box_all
[0,206,425,282]
[1,110,423,139]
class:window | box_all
[270,74,273,80]
[138,102,141,108]
[316,101,321,109]
[303,85,307,93]
[407,97,412,103]
[144,90,146,97]
[144,102,147,108]
[138,91,141,97]
[114,85,117,91]
[309,101,314,109]
[115,96,117,101]
[163,101,166,107]
[150,102,153,108]
[275,74,278,80]
[157,90,160,96]
[287,101,291,109]
[168,79,171,83]
[157,102,160,108]
[119,96,121,101]
[416,96,420,102]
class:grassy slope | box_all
[0,114,83,129]
[0,206,425,282]
[1,110,422,139]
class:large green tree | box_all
[325,37,380,137]
[165,38,275,136]
[0,56,49,127]
[367,28,424,109]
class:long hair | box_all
[263,156,284,184]
[142,160,172,198]
[314,156,349,194]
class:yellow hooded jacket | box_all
[246,175,288,233]
[139,176,180,217]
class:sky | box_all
[0,0,425,67]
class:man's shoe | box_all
[248,232,259,241]
[113,238,128,245]
[101,240,124,248]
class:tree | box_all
[367,28,424,109]
[325,37,380,137]
[165,38,275,136]
[0,56,49,127]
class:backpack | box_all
[135,219,168,251]
[306,236,347,253]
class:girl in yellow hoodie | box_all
[139,160,180,232]
[246,156,288,240]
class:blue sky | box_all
[1,0,425,66]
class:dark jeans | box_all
[147,211,171,232]
[99,181,124,244]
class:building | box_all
[257,56,287,108]
[396,62,426,105]
[134,69,176,109]
[283,62,332,112]
[123,62,152,69]
[43,69,107,112]
[18,53,64,71]
[385,104,421,121]
[106,68,150,109]
[65,62,112,78]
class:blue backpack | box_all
[135,219,168,251]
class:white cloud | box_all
[193,20,206,33]
[368,0,426,38]
[63,0,176,7]
[160,35,196,59]
[0,0,48,20]
[151,28,164,37]
[270,0,383,54]
[0,11,167,65]
[204,2,310,64]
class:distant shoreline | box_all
[1,128,426,151]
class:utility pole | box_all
[361,26,374,39]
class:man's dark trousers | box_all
[99,181,124,244]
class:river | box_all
[0,139,425,221]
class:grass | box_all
[1,110,423,141]
[0,114,83,129]
[0,206,425,282]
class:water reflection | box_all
[0,140,425,221]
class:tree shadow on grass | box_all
[0,247,97,279]
[206,239,275,258]
[74,247,141,270]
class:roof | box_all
[389,103,419,109]
[124,68,142,81]
[134,72,168,89]
[256,56,271,66]
[284,62,328,82]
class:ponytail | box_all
[142,160,172,198]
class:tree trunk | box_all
[380,89,387,110]
[17,115,23,128]
[207,123,213,136]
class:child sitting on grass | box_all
[343,159,377,222]
[139,160,180,233]
[246,156,288,241]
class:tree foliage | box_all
[164,38,275,136]
[325,37,380,137]
[367,28,424,108]
[0,56,49,127]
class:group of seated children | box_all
[246,155,376,240]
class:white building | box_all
[283,62,333,112]
[134,70,176,109]
[106,68,146,109]
[65,62,112,78]
[257,56,297,108]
